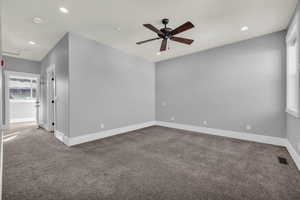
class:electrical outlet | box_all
[100,123,105,129]
[246,124,252,131]
[203,120,208,125]
[162,101,167,107]
[171,117,175,121]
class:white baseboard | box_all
[285,141,300,170]
[66,121,156,146]
[156,121,300,170]
[54,130,68,145]
[156,121,287,146]
[52,120,300,171]
[40,123,51,132]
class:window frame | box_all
[286,19,300,118]
[9,77,37,101]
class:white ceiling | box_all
[2,0,297,62]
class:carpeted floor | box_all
[3,126,300,200]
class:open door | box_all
[4,71,40,130]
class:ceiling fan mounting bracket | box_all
[162,18,169,26]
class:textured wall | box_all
[156,31,286,138]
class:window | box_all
[9,77,38,101]
[286,23,300,118]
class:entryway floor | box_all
[4,122,37,136]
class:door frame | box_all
[4,71,40,129]
[46,65,56,132]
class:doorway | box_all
[4,71,40,133]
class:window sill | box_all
[286,108,300,118]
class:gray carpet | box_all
[3,126,300,200]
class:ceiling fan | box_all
[136,18,195,52]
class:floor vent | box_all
[278,156,288,165]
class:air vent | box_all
[278,156,288,165]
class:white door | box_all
[47,68,55,132]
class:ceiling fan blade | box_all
[170,37,194,45]
[160,39,167,51]
[143,24,164,35]
[136,37,160,45]
[170,21,194,36]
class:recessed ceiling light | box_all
[241,26,249,31]
[29,41,36,45]
[116,27,121,31]
[59,7,69,14]
[156,52,161,56]
[32,17,44,24]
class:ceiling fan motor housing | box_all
[158,27,172,39]
[157,18,172,39]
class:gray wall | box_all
[2,56,41,124]
[3,56,40,74]
[286,1,300,156]
[156,31,286,138]
[68,33,155,137]
[40,33,69,135]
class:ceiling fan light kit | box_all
[136,18,195,52]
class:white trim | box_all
[66,121,156,146]
[10,118,36,123]
[52,120,300,171]
[40,123,50,131]
[5,71,40,79]
[286,108,300,118]
[46,65,56,132]
[54,130,69,145]
[286,18,300,118]
[285,141,300,170]
[156,121,286,146]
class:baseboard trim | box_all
[285,141,300,170]
[156,121,286,146]
[67,121,156,146]
[156,121,300,170]
[53,120,300,171]
[40,123,50,131]
[54,130,69,146]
